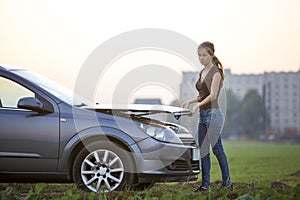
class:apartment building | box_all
[224,69,264,100]
[264,71,300,135]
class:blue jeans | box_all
[198,108,231,187]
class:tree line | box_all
[222,89,267,140]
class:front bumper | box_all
[133,137,200,183]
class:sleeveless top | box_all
[195,66,223,110]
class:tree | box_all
[222,89,241,138]
[236,90,266,139]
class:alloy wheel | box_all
[81,149,124,192]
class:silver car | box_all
[0,65,200,192]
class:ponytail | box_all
[212,55,225,80]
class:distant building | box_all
[264,71,300,135]
[224,69,264,100]
[180,69,300,136]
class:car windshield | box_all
[12,70,88,106]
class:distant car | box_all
[0,65,200,192]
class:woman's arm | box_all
[182,96,201,108]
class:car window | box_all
[0,77,34,108]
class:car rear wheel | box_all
[73,141,135,192]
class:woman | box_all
[183,41,231,191]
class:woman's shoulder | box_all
[211,66,222,75]
[211,65,220,72]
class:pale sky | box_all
[1,0,299,104]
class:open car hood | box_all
[86,104,191,119]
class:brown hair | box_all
[198,41,225,80]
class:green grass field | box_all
[211,142,300,186]
[1,142,300,199]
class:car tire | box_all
[73,140,135,192]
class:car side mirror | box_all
[17,97,47,112]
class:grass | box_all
[211,141,300,186]
[1,142,300,199]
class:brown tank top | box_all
[195,66,223,110]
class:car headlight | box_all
[167,123,190,134]
[137,123,182,144]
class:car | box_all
[0,65,200,192]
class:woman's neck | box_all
[204,63,214,70]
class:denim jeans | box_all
[198,108,231,187]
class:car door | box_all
[0,75,59,172]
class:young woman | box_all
[183,41,231,191]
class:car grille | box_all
[179,137,196,145]
[191,161,200,170]
[167,160,200,171]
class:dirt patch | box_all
[177,181,257,191]
[290,170,300,176]
[271,181,292,191]
[176,181,200,190]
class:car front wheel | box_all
[73,141,135,192]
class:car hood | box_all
[85,104,191,119]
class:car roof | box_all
[0,64,25,71]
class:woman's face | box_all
[198,48,213,66]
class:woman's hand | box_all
[182,102,190,109]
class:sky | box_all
[1,0,300,104]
